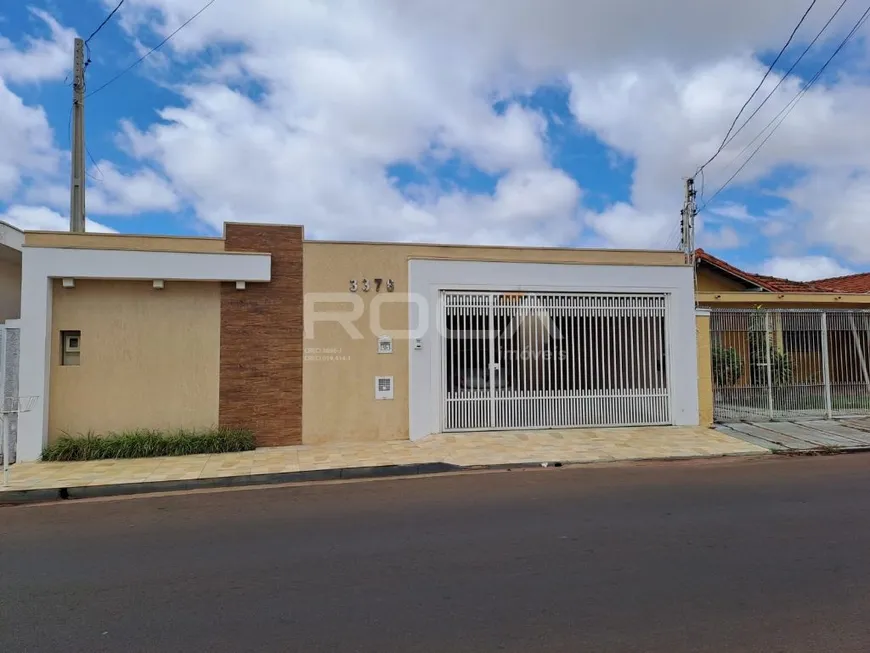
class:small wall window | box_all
[61,330,81,366]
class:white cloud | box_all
[0,79,59,198]
[701,226,743,250]
[0,9,75,83]
[97,0,870,250]
[0,205,116,233]
[580,203,674,250]
[86,162,180,216]
[567,51,870,255]
[0,0,827,255]
[781,170,870,264]
[119,77,576,243]
[760,256,853,281]
[24,161,180,217]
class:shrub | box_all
[711,346,744,387]
[41,427,255,462]
[747,312,794,387]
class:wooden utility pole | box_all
[70,37,86,233]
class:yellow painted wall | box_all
[25,232,224,252]
[48,280,220,441]
[696,314,713,427]
[696,266,749,292]
[697,291,870,308]
[0,255,21,321]
[302,241,690,444]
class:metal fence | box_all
[441,291,671,431]
[710,308,870,423]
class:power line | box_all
[86,0,216,98]
[699,3,870,213]
[86,145,105,182]
[85,0,125,43]
[696,0,819,174]
[720,0,850,153]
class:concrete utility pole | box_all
[69,37,86,233]
[680,177,696,265]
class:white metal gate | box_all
[440,291,671,431]
[711,308,870,422]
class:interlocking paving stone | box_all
[1,426,766,493]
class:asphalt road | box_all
[4,454,870,652]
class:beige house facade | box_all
[2,222,710,462]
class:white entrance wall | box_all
[408,259,699,441]
[17,246,271,462]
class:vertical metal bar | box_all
[488,294,495,429]
[462,295,469,430]
[638,298,648,424]
[572,296,578,426]
[765,311,774,420]
[520,299,528,428]
[821,311,832,419]
[627,298,636,424]
[589,297,602,425]
[443,293,449,431]
[573,297,579,425]
[608,296,614,424]
[580,296,588,426]
[604,296,609,423]
[510,299,516,429]
[603,298,611,424]
[474,295,489,428]
[517,298,523,428]
[660,298,667,424]
[533,300,542,428]
[543,297,551,427]
[613,297,627,400]
[550,295,571,426]
[650,299,659,422]
[850,313,870,396]
[479,294,486,428]
[661,298,668,423]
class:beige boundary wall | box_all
[25,231,225,252]
[695,311,714,427]
[302,241,689,444]
[48,279,221,441]
[0,256,21,322]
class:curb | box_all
[0,462,461,505]
[0,450,771,506]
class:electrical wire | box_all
[696,0,819,174]
[85,0,125,43]
[86,0,217,98]
[699,3,870,213]
[664,221,682,251]
[720,0,850,153]
[86,146,105,182]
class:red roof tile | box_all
[813,273,870,293]
[694,249,843,294]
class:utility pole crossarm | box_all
[70,37,86,233]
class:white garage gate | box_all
[440,291,671,431]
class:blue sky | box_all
[2,0,870,281]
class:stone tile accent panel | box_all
[220,224,303,447]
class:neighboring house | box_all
[695,249,870,423]
[1,222,708,462]
[696,248,870,303]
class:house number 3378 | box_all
[350,278,394,292]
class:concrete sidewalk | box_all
[0,426,767,501]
